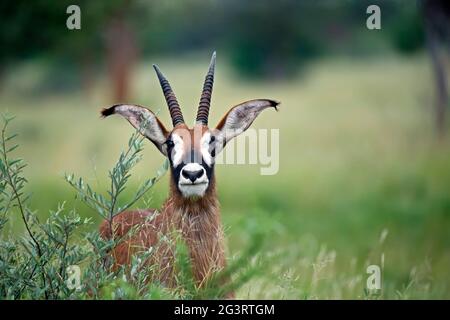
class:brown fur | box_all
[99,171,226,288]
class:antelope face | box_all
[101,52,279,199]
[166,125,214,197]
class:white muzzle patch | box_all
[178,163,209,198]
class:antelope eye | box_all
[165,139,175,149]
[209,135,216,157]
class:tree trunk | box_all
[423,0,449,139]
[104,12,137,103]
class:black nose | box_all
[182,169,204,183]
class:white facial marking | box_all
[200,132,213,166]
[178,163,209,198]
[171,134,184,167]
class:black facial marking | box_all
[203,159,214,181]
[171,161,184,186]
[164,133,215,195]
[168,157,214,193]
[209,135,216,158]
[165,138,175,149]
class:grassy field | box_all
[1,53,450,299]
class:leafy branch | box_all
[0,114,51,298]
[65,122,168,239]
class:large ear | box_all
[101,104,169,155]
[214,99,279,149]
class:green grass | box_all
[1,53,450,299]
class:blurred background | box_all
[1,0,450,298]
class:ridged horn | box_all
[196,51,216,125]
[153,64,184,127]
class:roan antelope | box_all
[99,52,279,293]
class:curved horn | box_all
[196,51,216,126]
[153,64,184,127]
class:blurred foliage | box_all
[389,4,425,54]
[0,1,120,61]
[0,0,428,80]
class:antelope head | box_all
[101,52,279,199]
